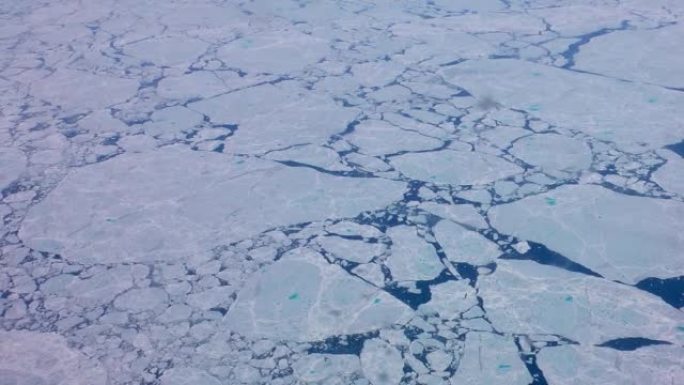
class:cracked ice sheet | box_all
[224,248,413,341]
[479,260,682,345]
[0,330,107,385]
[489,184,684,284]
[537,344,684,385]
[19,146,405,263]
[449,332,532,385]
[652,152,684,196]
[189,83,359,154]
[441,59,684,152]
[574,24,684,88]
[390,149,522,186]
[0,147,26,190]
[1,1,683,385]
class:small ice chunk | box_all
[426,350,452,372]
[418,280,477,320]
[512,241,530,254]
[433,220,501,265]
[386,226,443,281]
[360,339,404,385]
[449,332,531,385]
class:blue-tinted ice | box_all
[1,1,682,384]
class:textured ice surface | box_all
[390,149,522,186]
[225,248,412,341]
[293,354,360,383]
[360,339,405,385]
[574,24,684,88]
[1,1,683,384]
[0,148,26,190]
[0,330,107,385]
[479,260,682,344]
[386,226,443,282]
[538,344,684,385]
[490,184,684,283]
[347,120,443,156]
[433,220,501,265]
[449,333,532,385]
[19,147,404,263]
[442,59,684,151]
[509,134,592,176]
[653,151,684,196]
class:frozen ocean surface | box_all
[0,0,682,384]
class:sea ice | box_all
[537,344,684,385]
[19,146,405,263]
[433,220,501,266]
[478,260,682,344]
[390,149,521,186]
[449,332,531,385]
[386,226,444,282]
[442,59,684,152]
[224,248,412,341]
[346,119,443,156]
[160,367,221,385]
[0,330,107,385]
[0,147,26,190]
[652,152,684,196]
[215,30,330,75]
[574,24,684,88]
[489,184,684,283]
[360,338,404,385]
[190,84,359,153]
[509,134,592,176]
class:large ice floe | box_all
[19,146,404,263]
[224,248,413,341]
[1,0,683,384]
[489,184,684,284]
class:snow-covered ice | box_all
[1,1,682,384]
[489,184,684,283]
